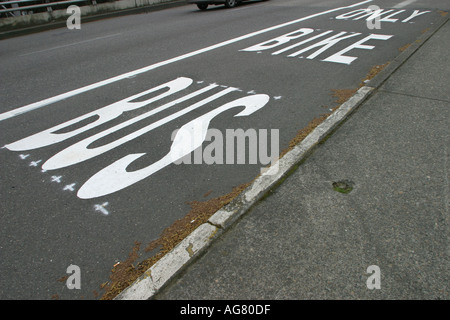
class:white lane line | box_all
[393,0,417,8]
[19,33,123,57]
[0,0,372,122]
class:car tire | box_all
[197,3,208,10]
[224,0,237,8]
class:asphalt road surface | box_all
[0,0,448,299]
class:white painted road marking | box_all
[393,0,417,9]
[5,76,273,199]
[63,183,76,191]
[29,160,42,167]
[6,78,195,151]
[242,28,393,64]
[0,0,373,122]
[335,8,431,22]
[18,33,123,57]
[51,175,62,183]
[41,85,237,171]
[77,94,270,199]
[94,202,110,215]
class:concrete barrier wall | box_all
[0,0,179,30]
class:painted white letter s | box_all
[77,94,270,199]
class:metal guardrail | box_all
[0,0,91,15]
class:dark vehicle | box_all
[187,0,244,10]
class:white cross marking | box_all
[94,202,110,215]
[29,160,42,167]
[51,176,62,183]
[63,183,76,191]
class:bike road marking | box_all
[0,0,372,122]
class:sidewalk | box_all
[153,19,449,300]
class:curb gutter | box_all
[111,13,446,300]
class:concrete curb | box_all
[113,13,449,301]
[368,13,450,89]
[0,0,186,39]
[115,223,218,300]
[113,86,373,301]
[115,86,373,300]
